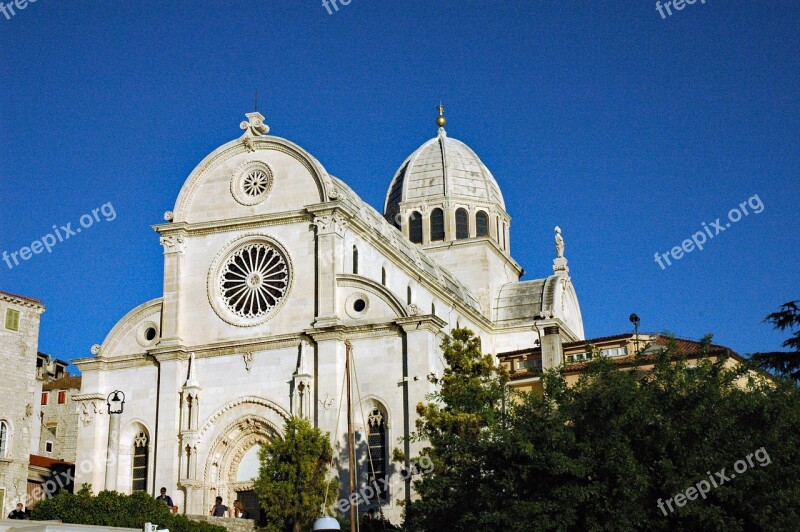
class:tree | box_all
[30,485,224,532]
[405,329,800,531]
[751,300,800,380]
[254,416,339,532]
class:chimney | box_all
[541,325,564,370]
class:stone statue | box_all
[555,226,565,258]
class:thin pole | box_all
[346,340,357,532]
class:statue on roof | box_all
[555,226,565,259]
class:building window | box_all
[381,268,386,286]
[431,302,436,316]
[367,408,388,500]
[476,211,489,237]
[57,391,67,404]
[132,431,149,492]
[600,347,627,358]
[352,246,359,275]
[430,208,445,241]
[41,392,48,406]
[455,208,469,240]
[5,308,20,331]
[407,286,412,305]
[409,212,423,244]
[45,441,53,454]
[0,421,8,457]
[501,222,507,249]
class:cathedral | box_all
[72,107,585,522]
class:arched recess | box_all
[192,397,289,512]
[118,420,153,495]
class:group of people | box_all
[156,488,250,519]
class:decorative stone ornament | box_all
[240,111,269,152]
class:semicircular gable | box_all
[172,136,335,224]
[98,298,163,359]
[337,274,408,319]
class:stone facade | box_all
[72,111,586,525]
[0,292,45,518]
[38,375,81,462]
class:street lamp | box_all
[629,314,641,354]
[107,391,125,415]
[105,390,125,491]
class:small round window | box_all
[345,293,370,319]
[144,327,157,341]
[353,299,366,313]
[231,161,274,206]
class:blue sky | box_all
[1,1,798,368]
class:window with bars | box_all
[476,211,489,237]
[367,408,388,500]
[409,212,423,243]
[455,208,469,239]
[132,431,149,492]
[430,208,445,241]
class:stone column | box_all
[104,413,121,491]
[158,233,186,348]
[311,210,346,327]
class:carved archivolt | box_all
[197,396,289,440]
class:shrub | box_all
[31,485,225,532]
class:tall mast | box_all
[345,340,357,532]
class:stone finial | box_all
[91,344,101,355]
[185,352,199,388]
[164,211,174,222]
[240,111,270,137]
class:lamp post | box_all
[629,314,641,354]
[105,390,125,491]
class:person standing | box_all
[157,487,177,513]
[7,503,26,519]
[233,499,250,519]
[210,496,231,517]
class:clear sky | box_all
[1,1,798,369]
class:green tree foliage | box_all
[751,300,800,380]
[254,416,338,532]
[405,329,800,531]
[30,485,225,532]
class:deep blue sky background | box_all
[1,1,798,369]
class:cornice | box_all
[153,210,310,237]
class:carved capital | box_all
[312,213,348,237]
[160,235,186,254]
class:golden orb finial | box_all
[435,102,446,128]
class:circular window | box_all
[208,235,293,327]
[136,321,160,347]
[231,161,274,206]
[345,293,370,319]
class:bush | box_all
[31,485,225,532]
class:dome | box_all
[384,128,505,220]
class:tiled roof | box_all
[29,454,73,468]
[43,375,82,391]
[0,290,44,306]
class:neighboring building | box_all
[38,374,81,462]
[0,291,45,517]
[500,331,751,394]
[72,109,585,523]
[32,354,69,459]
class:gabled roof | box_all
[0,290,44,307]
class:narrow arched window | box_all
[0,421,8,457]
[353,246,359,275]
[502,223,507,249]
[381,268,387,286]
[407,286,412,305]
[409,212,423,244]
[132,431,149,492]
[431,302,436,316]
[476,211,489,237]
[367,408,388,500]
[455,208,469,239]
[430,208,445,241]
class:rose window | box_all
[243,170,270,197]
[219,243,289,319]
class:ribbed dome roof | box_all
[384,129,505,217]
